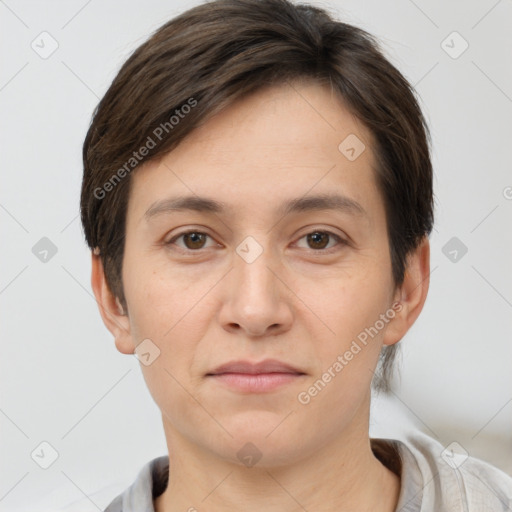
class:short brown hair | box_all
[81,0,434,393]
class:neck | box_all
[154,400,400,512]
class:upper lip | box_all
[207,359,305,375]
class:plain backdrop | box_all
[1,0,511,510]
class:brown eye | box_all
[295,230,346,253]
[182,232,207,249]
[307,232,330,250]
[167,231,212,251]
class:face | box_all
[115,81,404,466]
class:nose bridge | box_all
[219,233,293,336]
[234,234,277,304]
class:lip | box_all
[206,359,306,393]
[207,359,305,376]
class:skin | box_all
[92,80,430,512]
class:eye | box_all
[166,230,216,251]
[165,229,347,254]
[295,230,346,252]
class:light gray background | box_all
[1,0,511,510]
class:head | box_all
[82,0,432,466]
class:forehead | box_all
[180,81,373,161]
[128,81,381,222]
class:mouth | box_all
[205,359,306,393]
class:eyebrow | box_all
[144,193,367,221]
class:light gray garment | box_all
[104,429,512,511]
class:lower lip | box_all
[207,372,304,393]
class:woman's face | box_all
[116,81,404,466]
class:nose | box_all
[218,242,294,338]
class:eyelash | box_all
[165,229,347,255]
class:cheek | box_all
[123,252,210,337]
[122,259,210,425]
[122,254,221,393]
[296,267,394,407]
[304,264,392,340]
[295,276,391,414]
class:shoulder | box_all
[104,493,123,512]
[103,455,169,512]
[396,429,512,510]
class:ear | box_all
[383,237,430,346]
[90,250,136,354]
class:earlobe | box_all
[383,237,430,346]
[90,251,135,355]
